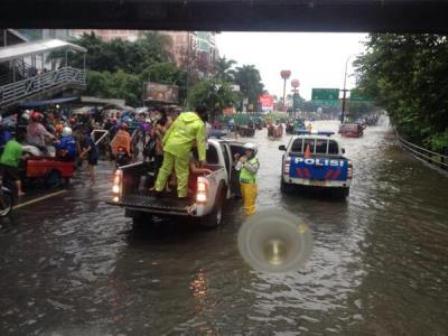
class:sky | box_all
[216,33,368,100]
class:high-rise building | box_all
[160,31,198,66]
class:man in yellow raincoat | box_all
[154,106,207,198]
[235,143,260,216]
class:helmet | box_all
[62,126,72,137]
[31,111,43,122]
[243,142,258,154]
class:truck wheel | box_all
[280,177,293,194]
[335,188,350,198]
[46,170,62,188]
[199,188,225,228]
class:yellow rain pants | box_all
[155,152,190,197]
[240,182,257,216]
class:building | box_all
[196,32,218,62]
[160,31,198,67]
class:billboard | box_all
[259,94,274,112]
[145,82,179,104]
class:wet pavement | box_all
[1,119,448,335]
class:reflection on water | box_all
[0,119,447,335]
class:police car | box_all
[278,131,353,197]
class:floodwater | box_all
[1,119,447,335]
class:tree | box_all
[355,33,448,151]
[234,65,264,107]
[188,79,241,120]
[214,57,236,82]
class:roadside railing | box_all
[396,133,448,173]
[0,66,86,108]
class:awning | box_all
[0,39,87,63]
[20,96,79,108]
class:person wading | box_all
[153,105,208,199]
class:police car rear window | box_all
[328,140,339,154]
[315,140,327,154]
[291,139,303,152]
[304,139,315,154]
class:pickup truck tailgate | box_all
[108,194,191,215]
[289,156,348,181]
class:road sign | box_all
[350,89,371,102]
[311,88,340,106]
[312,88,339,100]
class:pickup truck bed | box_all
[113,194,191,216]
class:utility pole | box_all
[185,31,191,109]
[341,55,354,124]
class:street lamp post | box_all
[341,55,355,124]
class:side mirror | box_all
[341,148,346,154]
[279,145,287,151]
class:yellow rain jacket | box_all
[155,112,206,198]
[163,112,206,161]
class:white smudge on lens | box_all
[238,208,313,273]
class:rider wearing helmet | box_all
[26,111,55,150]
[110,122,131,157]
[55,127,77,160]
[235,142,260,216]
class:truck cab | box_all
[279,132,353,197]
[107,138,246,227]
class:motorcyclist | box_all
[0,129,27,196]
[55,127,77,161]
[26,111,55,152]
[235,142,260,216]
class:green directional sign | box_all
[350,89,371,102]
[311,88,340,106]
[312,88,339,100]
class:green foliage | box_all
[86,70,142,106]
[215,57,236,82]
[234,65,264,107]
[355,33,448,152]
[188,79,241,119]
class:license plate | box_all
[311,180,327,187]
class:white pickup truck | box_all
[107,138,246,227]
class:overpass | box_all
[0,39,86,112]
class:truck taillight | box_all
[112,169,122,197]
[347,160,353,179]
[283,157,291,175]
[196,178,208,203]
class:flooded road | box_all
[1,120,448,335]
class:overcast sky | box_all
[216,32,368,100]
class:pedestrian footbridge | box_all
[0,39,87,111]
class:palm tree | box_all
[234,65,264,107]
[215,57,236,82]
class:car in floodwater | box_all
[279,132,353,197]
[338,122,364,138]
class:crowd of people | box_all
[0,105,260,215]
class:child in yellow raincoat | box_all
[235,143,260,216]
